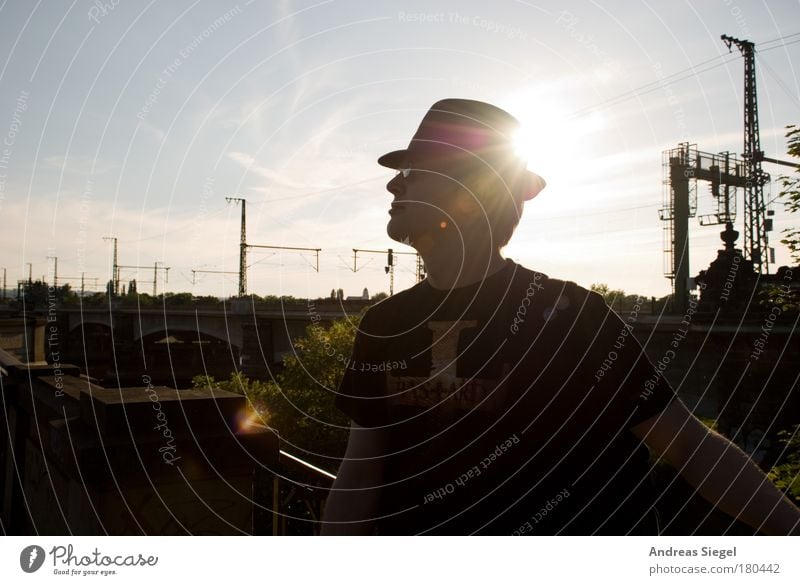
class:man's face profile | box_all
[384,162,471,247]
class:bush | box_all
[192,313,363,468]
[768,424,800,504]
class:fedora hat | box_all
[378,98,546,200]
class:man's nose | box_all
[387,173,404,197]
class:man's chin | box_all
[387,220,414,246]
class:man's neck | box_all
[418,243,508,290]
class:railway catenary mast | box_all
[721,34,772,274]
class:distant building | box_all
[345,288,369,301]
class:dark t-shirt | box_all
[334,259,676,535]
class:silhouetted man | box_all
[321,98,800,535]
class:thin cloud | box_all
[227,151,332,190]
[44,155,115,176]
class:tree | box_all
[21,280,74,307]
[589,283,647,312]
[590,283,625,304]
[161,292,194,305]
[192,295,221,305]
[121,292,155,307]
[193,313,363,469]
[778,125,800,264]
[768,424,800,504]
[258,294,305,306]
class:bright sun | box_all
[505,88,606,188]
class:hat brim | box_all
[521,170,547,201]
[377,149,406,169]
[378,148,546,201]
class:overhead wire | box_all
[565,32,800,120]
[757,31,800,48]
[756,55,800,110]
[566,55,738,120]
[759,37,800,53]
[118,205,229,244]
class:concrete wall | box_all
[0,349,279,535]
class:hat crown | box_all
[424,98,521,131]
[411,99,520,155]
[377,98,546,200]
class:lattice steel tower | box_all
[721,34,771,274]
[225,197,247,296]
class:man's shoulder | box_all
[359,281,425,323]
[360,263,607,320]
[511,262,603,305]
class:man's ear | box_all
[454,191,481,215]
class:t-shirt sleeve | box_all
[333,308,388,428]
[567,284,678,429]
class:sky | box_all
[1,0,799,300]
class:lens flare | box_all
[238,409,264,431]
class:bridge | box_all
[48,298,370,387]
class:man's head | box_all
[379,98,546,250]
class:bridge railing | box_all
[251,423,337,536]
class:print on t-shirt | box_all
[386,320,511,423]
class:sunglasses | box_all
[396,168,412,179]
